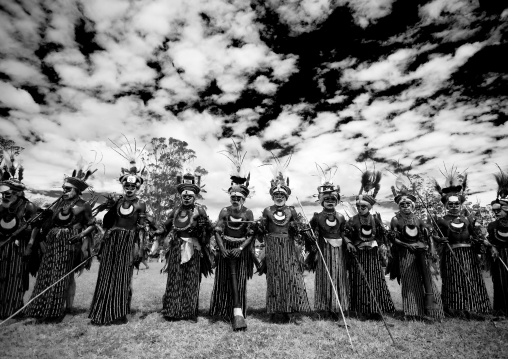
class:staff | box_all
[296,197,354,350]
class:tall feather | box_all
[494,164,508,199]
[461,173,468,194]
[433,179,442,195]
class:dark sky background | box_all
[1,0,507,218]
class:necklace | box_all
[359,213,371,226]
[272,207,290,226]
[398,211,415,226]
[118,197,137,217]
[323,210,337,227]
[226,215,246,230]
[173,206,194,232]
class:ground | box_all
[0,260,506,359]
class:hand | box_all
[346,242,357,253]
[24,243,33,257]
[229,247,242,258]
[220,248,229,258]
[439,236,449,244]
[197,216,208,227]
[491,246,499,260]
[404,243,416,253]
[68,233,83,245]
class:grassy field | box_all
[0,260,507,359]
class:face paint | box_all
[62,183,78,200]
[181,191,196,206]
[356,201,371,216]
[1,190,18,208]
[272,192,287,207]
[446,196,461,215]
[230,195,245,210]
[492,203,507,219]
[123,182,138,198]
[398,196,414,215]
[322,196,338,210]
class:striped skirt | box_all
[209,238,252,319]
[441,246,491,314]
[25,228,77,318]
[314,240,349,312]
[349,247,395,315]
[491,247,508,316]
[161,236,201,319]
[89,229,136,325]
[0,239,28,319]
[265,234,310,314]
[398,248,444,319]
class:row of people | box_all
[0,147,507,330]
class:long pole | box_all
[498,256,508,273]
[339,204,397,346]
[0,254,96,327]
[295,197,354,350]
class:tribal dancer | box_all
[344,169,395,320]
[209,144,254,330]
[259,157,310,322]
[488,166,508,317]
[159,172,213,321]
[433,166,491,318]
[386,175,444,320]
[89,144,147,325]
[307,165,351,320]
[0,152,37,319]
[25,163,95,320]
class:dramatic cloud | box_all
[1,0,507,220]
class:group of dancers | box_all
[0,141,507,331]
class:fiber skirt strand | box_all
[89,228,136,325]
[265,234,310,314]
[398,248,444,319]
[314,241,348,312]
[491,247,508,316]
[0,240,27,319]
[209,239,252,319]
[441,247,491,314]
[161,237,201,319]
[349,248,395,315]
[25,228,77,318]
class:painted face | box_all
[272,192,287,207]
[230,195,245,210]
[1,189,19,207]
[181,192,196,206]
[492,203,507,219]
[122,182,138,198]
[446,196,462,216]
[356,201,371,216]
[398,197,414,215]
[62,183,78,200]
[322,195,338,210]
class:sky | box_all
[1,0,507,221]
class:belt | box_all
[450,243,471,249]
[354,240,378,250]
[224,235,245,243]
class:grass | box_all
[0,260,507,359]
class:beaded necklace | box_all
[173,205,194,232]
[272,206,291,226]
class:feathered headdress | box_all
[494,164,508,201]
[352,163,382,205]
[219,139,251,198]
[176,160,206,195]
[433,164,467,204]
[0,149,25,192]
[65,155,98,193]
[267,152,291,197]
[109,136,146,186]
[391,174,417,204]
[314,163,340,203]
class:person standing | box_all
[344,170,395,320]
[159,172,213,321]
[0,154,37,319]
[386,175,444,321]
[209,145,255,330]
[89,150,147,325]
[25,165,95,321]
[433,167,491,318]
[259,160,310,323]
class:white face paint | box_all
[446,196,461,215]
[62,183,78,200]
[322,195,338,210]
[398,197,414,215]
[1,190,19,208]
[272,192,287,207]
[230,194,245,210]
[356,200,371,215]
[492,203,507,219]
[123,180,139,198]
[181,191,196,206]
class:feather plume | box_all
[391,185,397,197]
[17,166,24,182]
[219,139,248,183]
[269,152,291,188]
[109,136,146,175]
[433,178,442,195]
[494,164,508,199]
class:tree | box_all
[0,136,24,162]
[140,137,208,226]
